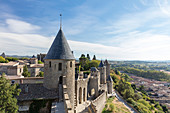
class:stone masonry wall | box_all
[92,90,107,113]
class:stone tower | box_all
[43,28,75,109]
[107,75,113,94]
[104,59,110,76]
[98,60,106,84]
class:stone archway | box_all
[79,87,82,104]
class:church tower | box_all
[43,27,75,109]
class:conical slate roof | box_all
[45,29,75,60]
[98,60,104,67]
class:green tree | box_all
[139,85,145,91]
[0,56,8,63]
[38,60,43,64]
[131,84,136,90]
[133,93,143,101]
[127,98,135,105]
[19,57,29,60]
[161,105,168,113]
[123,87,134,99]
[92,55,96,60]
[87,54,90,60]
[115,69,121,75]
[37,71,44,77]
[0,74,21,113]
[88,60,99,68]
[6,57,19,61]
[22,65,30,77]
[80,54,86,58]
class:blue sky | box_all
[0,0,170,60]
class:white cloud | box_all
[6,19,41,33]
[1,1,170,61]
[1,28,170,60]
[157,0,170,16]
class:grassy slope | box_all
[102,97,131,113]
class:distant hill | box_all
[6,55,32,58]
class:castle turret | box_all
[43,28,75,109]
[98,60,106,84]
[1,52,6,58]
[107,75,113,94]
[105,60,113,94]
[104,59,110,76]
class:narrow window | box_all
[58,63,62,71]
[70,61,72,68]
[49,61,51,68]
[55,64,56,69]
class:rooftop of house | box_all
[4,75,24,79]
[30,64,44,68]
[0,62,19,66]
[16,83,58,101]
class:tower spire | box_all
[60,14,62,29]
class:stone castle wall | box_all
[63,76,74,113]
[9,77,44,84]
[92,90,107,113]
[75,75,89,106]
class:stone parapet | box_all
[63,84,74,113]
[92,90,106,113]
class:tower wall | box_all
[106,64,110,76]
[88,71,100,98]
[107,81,113,94]
[98,66,106,84]
[43,59,75,109]
[43,59,64,89]
[65,60,75,109]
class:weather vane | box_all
[60,14,62,29]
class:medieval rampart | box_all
[92,90,106,113]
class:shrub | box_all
[133,93,143,101]
[109,104,114,112]
[38,60,43,64]
[155,105,163,111]
[6,57,19,61]
[37,71,44,77]
[0,56,8,63]
[138,99,151,109]
[127,98,135,105]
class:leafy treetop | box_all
[0,74,21,113]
